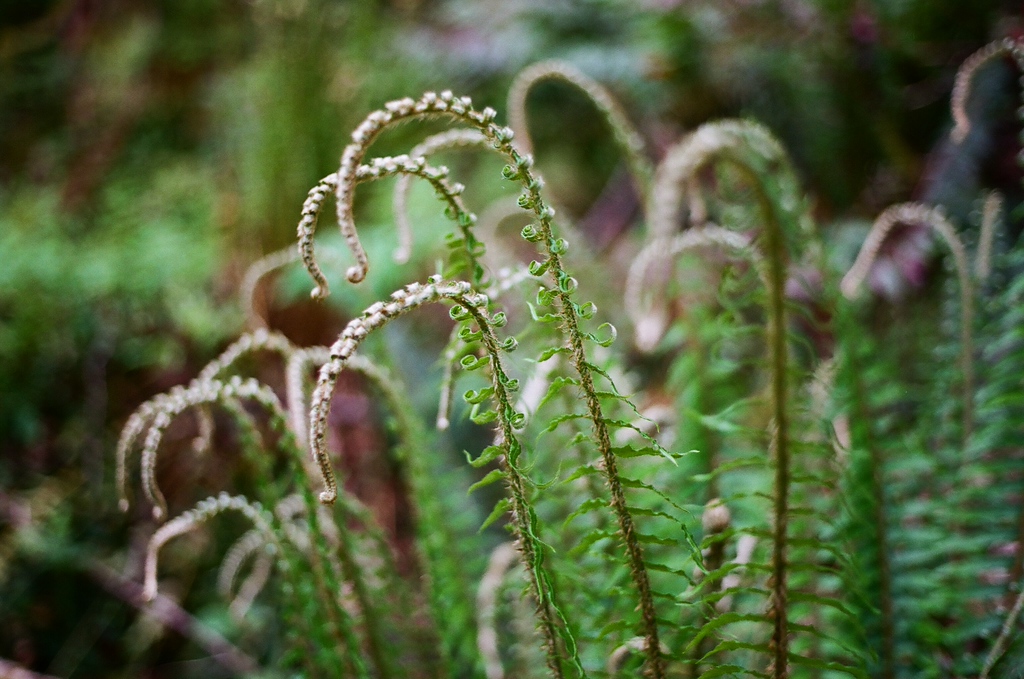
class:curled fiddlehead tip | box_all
[632,302,669,353]
[309,279,478,509]
[840,202,968,300]
[648,120,791,241]
[135,377,284,522]
[702,498,731,535]
[345,266,366,284]
[218,529,273,620]
[508,59,653,197]
[118,498,130,513]
[144,493,273,603]
[950,38,1017,144]
[240,245,306,329]
[625,225,755,351]
[191,406,214,455]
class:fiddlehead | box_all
[302,91,670,674]
[950,38,1023,144]
[308,278,584,677]
[507,60,653,199]
[624,225,757,352]
[841,202,974,439]
[393,128,492,264]
[298,148,484,296]
[144,492,281,603]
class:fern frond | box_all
[297,90,674,675]
[841,202,974,438]
[239,244,303,329]
[950,38,1022,144]
[976,190,1003,282]
[298,146,484,294]
[624,225,755,352]
[309,278,586,677]
[218,527,274,620]
[647,119,813,249]
[507,60,653,198]
[144,493,280,602]
[393,128,492,264]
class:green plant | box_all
[117,40,1024,679]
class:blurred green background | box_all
[0,0,1019,676]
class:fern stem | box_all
[562,287,665,677]
[982,581,1024,678]
[507,60,653,199]
[299,92,664,676]
[759,183,791,679]
[704,158,793,677]
[975,191,1003,282]
[678,156,792,676]
[507,140,665,679]
[841,203,975,441]
[308,280,583,677]
[950,38,1021,144]
[467,302,576,679]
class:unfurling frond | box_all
[240,245,302,329]
[841,202,974,437]
[145,493,279,602]
[624,225,755,351]
[950,38,1021,144]
[218,528,274,620]
[507,60,653,198]
[136,377,286,520]
[393,129,491,264]
[647,119,804,243]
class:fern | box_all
[112,50,1024,679]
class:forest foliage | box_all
[1,1,1023,678]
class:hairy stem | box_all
[308,280,583,677]
[301,92,664,676]
[507,60,653,199]
[841,203,975,442]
